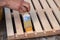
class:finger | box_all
[19,7,26,13]
[21,6,27,12]
[19,6,28,13]
[22,1,30,12]
[19,9,24,13]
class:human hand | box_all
[0,0,30,13]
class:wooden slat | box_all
[5,0,60,39]
[32,0,52,33]
[54,0,60,9]
[4,8,14,37]
[40,0,60,31]
[47,0,60,24]
[22,13,33,32]
[13,10,24,36]
[25,0,43,33]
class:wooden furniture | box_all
[4,0,60,40]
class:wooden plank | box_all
[40,0,60,32]
[13,10,24,36]
[22,13,33,32]
[4,8,14,38]
[25,0,43,33]
[32,0,52,33]
[54,0,60,9]
[47,0,60,24]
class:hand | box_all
[0,0,6,7]
[5,0,30,13]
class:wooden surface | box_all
[1,14,60,40]
[3,0,60,39]
[4,8,14,39]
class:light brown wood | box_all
[40,0,60,33]
[32,0,53,35]
[4,8,14,39]
[47,0,60,24]
[12,10,24,38]
[54,0,60,8]
[5,0,60,39]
